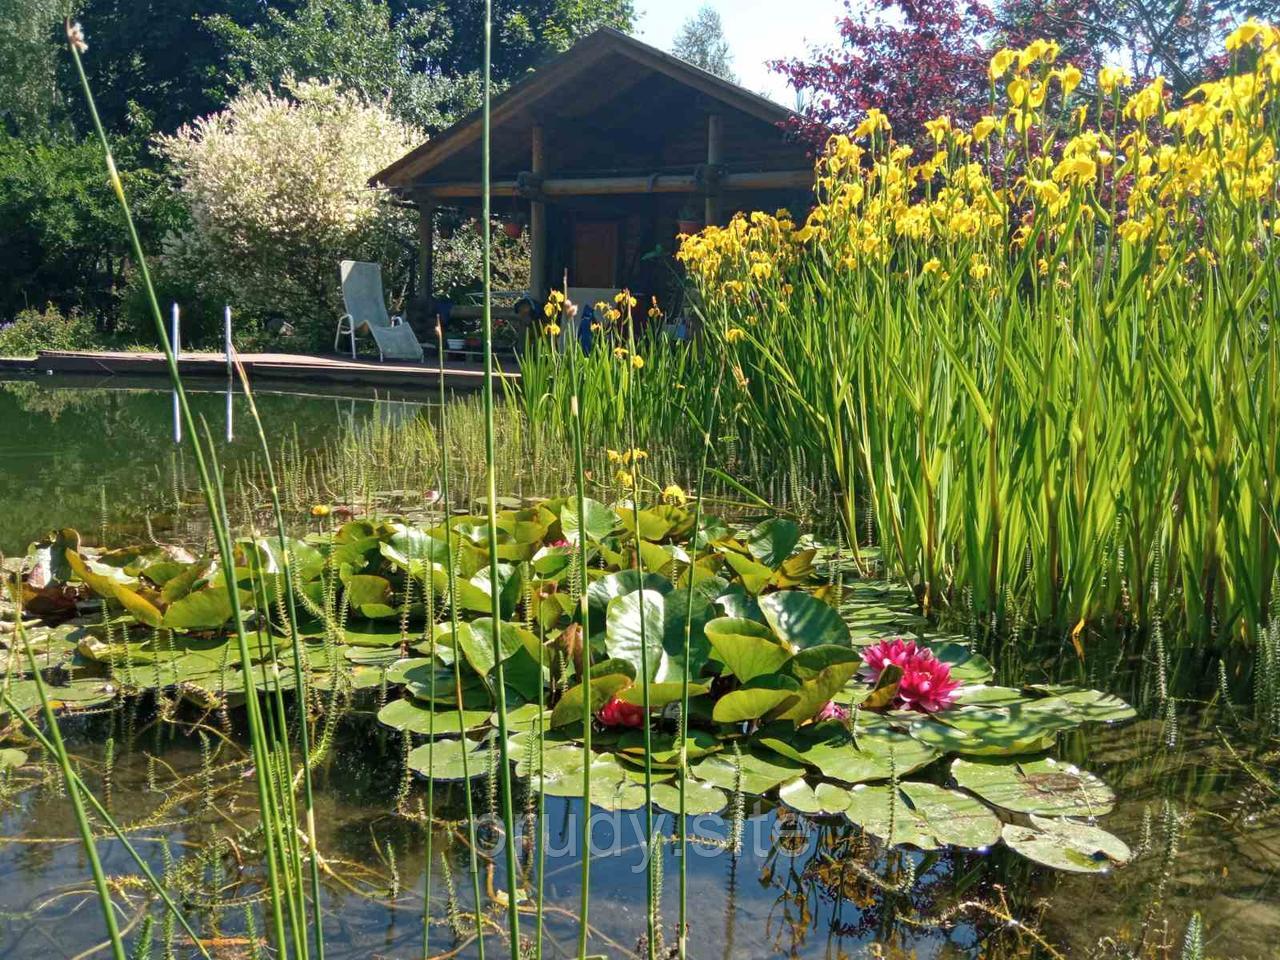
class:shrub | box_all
[153,79,421,350]
[0,304,101,357]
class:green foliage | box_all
[0,130,181,325]
[0,0,71,133]
[207,0,477,131]
[0,303,99,357]
[152,80,420,350]
[671,4,735,81]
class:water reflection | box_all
[1,704,1275,960]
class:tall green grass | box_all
[681,35,1280,678]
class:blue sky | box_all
[632,0,845,103]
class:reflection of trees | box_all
[757,811,1034,957]
[0,381,361,554]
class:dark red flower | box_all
[596,696,647,728]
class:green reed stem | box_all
[234,362,327,960]
[478,3,522,952]
[7,585,126,960]
[437,321,488,959]
[622,299,657,960]
[569,360,593,960]
[677,360,725,960]
[65,28,294,955]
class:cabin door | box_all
[571,219,620,288]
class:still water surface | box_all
[1,377,1278,959]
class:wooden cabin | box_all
[370,27,814,329]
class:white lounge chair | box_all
[334,260,423,362]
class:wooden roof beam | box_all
[415,169,812,200]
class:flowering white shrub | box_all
[156,80,420,347]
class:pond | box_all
[0,376,432,557]
[2,705,1277,959]
[1,377,1278,960]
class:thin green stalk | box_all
[569,354,593,960]
[677,361,725,960]
[621,297,657,960]
[478,3,523,952]
[234,361,326,960]
[65,27,293,954]
[437,320,488,958]
[422,564,435,960]
[0,693,212,960]
[7,585,126,960]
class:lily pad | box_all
[844,782,1001,850]
[376,698,490,736]
[903,703,1080,756]
[759,591,850,649]
[926,642,994,683]
[778,779,855,816]
[0,748,27,770]
[1026,686,1136,724]
[705,617,790,683]
[757,722,939,784]
[562,498,618,543]
[745,518,801,568]
[691,747,804,795]
[711,676,799,722]
[951,757,1115,817]
[1001,815,1131,873]
[406,736,490,781]
[651,780,727,815]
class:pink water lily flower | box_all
[815,700,850,722]
[597,696,647,728]
[860,637,960,713]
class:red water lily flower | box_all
[596,696,647,728]
[860,637,960,713]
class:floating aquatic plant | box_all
[7,495,1136,876]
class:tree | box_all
[672,4,736,81]
[59,0,265,135]
[0,130,181,323]
[995,0,1280,93]
[207,0,477,131]
[0,0,71,135]
[154,80,423,348]
[774,0,995,149]
[419,0,636,85]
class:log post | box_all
[705,112,723,227]
[529,123,547,301]
[417,198,436,316]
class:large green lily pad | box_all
[407,736,490,781]
[705,617,790,683]
[843,782,1001,850]
[951,757,1115,817]
[377,698,490,736]
[691,747,804,794]
[757,721,939,784]
[1001,815,1131,872]
[759,590,850,649]
[651,779,727,815]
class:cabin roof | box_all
[371,27,806,193]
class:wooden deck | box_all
[9,350,519,391]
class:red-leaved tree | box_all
[773,0,996,150]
